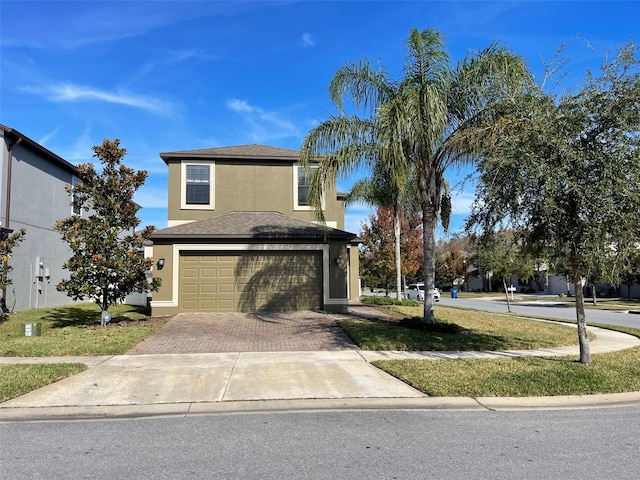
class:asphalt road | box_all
[3,408,640,479]
[438,295,640,329]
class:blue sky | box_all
[1,1,638,237]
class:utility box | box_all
[22,322,42,337]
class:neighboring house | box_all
[0,125,79,311]
[150,144,360,315]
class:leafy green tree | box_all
[301,28,531,323]
[467,43,640,364]
[474,231,533,312]
[0,227,26,314]
[55,139,160,326]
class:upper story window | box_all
[181,161,215,210]
[293,165,323,211]
[71,176,82,216]
[186,165,210,204]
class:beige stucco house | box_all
[150,144,360,315]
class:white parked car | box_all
[406,283,440,301]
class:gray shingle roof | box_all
[160,144,315,163]
[152,211,356,240]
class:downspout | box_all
[2,137,21,307]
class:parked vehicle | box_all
[405,283,440,301]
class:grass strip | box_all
[0,363,87,402]
[374,346,640,397]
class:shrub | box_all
[400,299,421,306]
[399,316,465,334]
[360,296,399,305]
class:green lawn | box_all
[0,303,169,357]
[339,305,587,351]
[374,347,640,397]
[0,364,87,403]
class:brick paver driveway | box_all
[126,311,358,354]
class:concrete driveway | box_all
[126,311,359,354]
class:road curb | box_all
[4,393,640,422]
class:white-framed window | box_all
[293,165,324,211]
[71,176,82,216]
[181,161,215,210]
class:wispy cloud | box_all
[451,190,475,216]
[302,33,315,47]
[3,1,262,51]
[61,129,95,163]
[22,83,172,116]
[37,127,61,147]
[225,99,299,142]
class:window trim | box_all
[181,160,215,210]
[293,164,324,211]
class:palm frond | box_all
[329,60,397,117]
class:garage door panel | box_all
[179,252,322,312]
[182,284,198,294]
[182,299,199,310]
[200,268,218,278]
[200,299,217,309]
[182,268,199,278]
[200,284,216,294]
[219,268,235,278]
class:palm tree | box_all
[300,28,532,323]
[345,161,420,301]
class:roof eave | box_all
[1,124,78,175]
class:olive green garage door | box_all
[179,251,323,312]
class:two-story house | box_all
[0,125,80,311]
[150,144,360,315]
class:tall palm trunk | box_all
[422,206,436,324]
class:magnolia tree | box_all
[55,139,160,326]
[0,227,26,315]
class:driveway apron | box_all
[126,311,359,354]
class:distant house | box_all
[150,144,360,315]
[0,125,80,311]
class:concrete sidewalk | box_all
[2,320,640,421]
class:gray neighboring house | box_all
[0,125,80,311]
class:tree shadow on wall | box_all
[235,252,322,312]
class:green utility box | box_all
[22,322,42,337]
